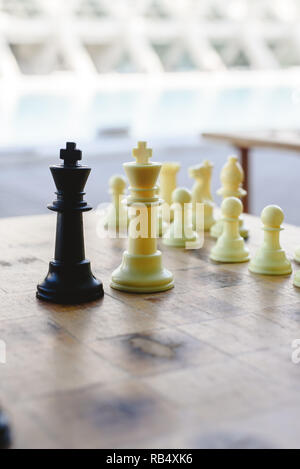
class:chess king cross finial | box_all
[132,141,152,165]
[60,142,82,166]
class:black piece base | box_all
[0,410,12,449]
[36,260,104,305]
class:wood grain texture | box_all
[0,212,300,449]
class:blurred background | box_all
[0,0,300,222]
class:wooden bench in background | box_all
[202,130,300,214]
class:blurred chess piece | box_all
[156,185,168,237]
[210,197,250,263]
[249,205,292,276]
[163,187,199,248]
[0,408,12,449]
[294,246,300,263]
[111,142,174,293]
[210,155,248,239]
[160,162,180,222]
[104,175,128,233]
[189,160,215,231]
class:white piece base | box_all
[111,251,174,293]
[249,249,292,276]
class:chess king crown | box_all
[125,141,161,204]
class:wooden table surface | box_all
[1,212,300,449]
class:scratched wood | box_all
[1,212,300,449]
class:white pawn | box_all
[210,155,248,239]
[163,188,199,248]
[294,246,300,263]
[156,185,168,237]
[210,197,250,263]
[104,175,128,232]
[160,162,180,222]
[249,205,292,276]
[294,268,300,287]
[189,160,215,231]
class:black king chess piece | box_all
[37,142,104,304]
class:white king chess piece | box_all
[111,142,174,293]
